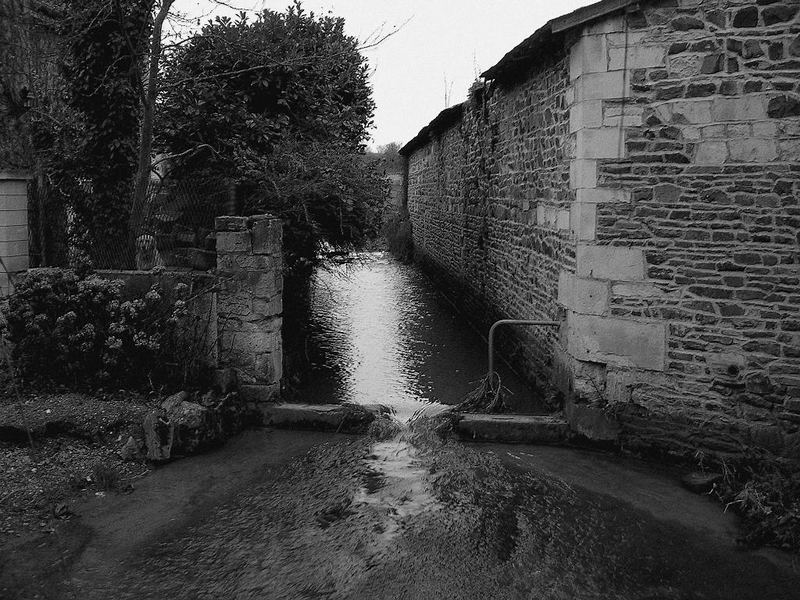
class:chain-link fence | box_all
[29,176,232,271]
[28,177,69,269]
[129,177,230,271]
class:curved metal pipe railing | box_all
[488,319,561,376]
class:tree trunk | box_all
[128,0,174,265]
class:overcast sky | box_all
[179,0,597,148]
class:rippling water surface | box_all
[301,252,544,420]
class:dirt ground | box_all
[0,392,155,541]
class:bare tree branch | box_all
[357,18,411,52]
[129,0,175,250]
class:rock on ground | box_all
[143,391,257,462]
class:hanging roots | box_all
[454,372,509,414]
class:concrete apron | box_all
[66,409,794,585]
[260,403,575,446]
[264,403,794,574]
[260,403,392,433]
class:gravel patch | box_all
[0,391,155,541]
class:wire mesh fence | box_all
[28,176,232,271]
[27,177,69,269]
[129,177,230,271]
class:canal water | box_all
[299,251,532,549]
[300,252,545,420]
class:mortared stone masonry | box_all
[402,0,800,459]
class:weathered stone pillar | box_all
[215,214,283,402]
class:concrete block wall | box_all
[215,215,283,403]
[0,172,30,295]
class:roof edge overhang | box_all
[400,0,641,157]
[482,0,638,81]
[399,103,464,157]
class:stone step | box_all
[455,414,570,445]
[260,403,389,434]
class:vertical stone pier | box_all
[215,214,283,402]
[557,16,667,419]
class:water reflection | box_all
[302,252,544,420]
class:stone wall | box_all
[404,0,800,458]
[407,52,575,397]
[564,0,800,458]
[97,214,284,402]
[215,215,283,403]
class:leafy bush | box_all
[158,5,387,279]
[27,1,153,268]
[3,268,185,388]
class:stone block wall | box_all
[561,0,800,458]
[407,51,574,395]
[215,215,283,403]
[404,0,800,458]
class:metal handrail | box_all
[488,319,561,375]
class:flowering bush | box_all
[3,268,187,388]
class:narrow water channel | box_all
[299,253,546,550]
[300,252,545,420]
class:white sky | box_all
[177,1,597,148]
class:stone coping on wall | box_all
[398,103,465,157]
